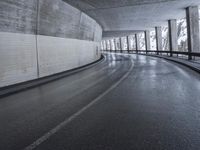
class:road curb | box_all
[0,55,105,98]
[113,52,200,74]
[145,54,200,74]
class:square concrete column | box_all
[105,40,108,51]
[112,39,115,51]
[103,41,105,51]
[155,27,162,54]
[107,40,110,51]
[168,19,178,56]
[145,31,150,54]
[111,39,114,51]
[110,40,112,52]
[120,37,123,53]
[114,39,118,51]
[107,40,109,51]
[104,41,107,51]
[186,6,200,60]
[117,38,119,51]
[135,34,140,53]
[126,36,130,53]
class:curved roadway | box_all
[1,53,200,150]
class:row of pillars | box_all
[102,6,200,60]
[102,35,140,52]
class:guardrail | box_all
[103,49,200,60]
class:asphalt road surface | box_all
[1,53,200,150]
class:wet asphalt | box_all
[1,53,200,150]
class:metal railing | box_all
[103,49,200,60]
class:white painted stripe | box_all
[24,58,134,150]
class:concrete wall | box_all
[37,35,100,78]
[0,32,38,87]
[0,0,102,87]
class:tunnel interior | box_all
[1,1,200,150]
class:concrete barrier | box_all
[0,0,102,87]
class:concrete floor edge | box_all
[112,52,200,74]
[0,55,105,98]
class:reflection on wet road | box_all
[1,53,200,150]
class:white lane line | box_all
[24,59,134,150]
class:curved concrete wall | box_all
[0,0,102,87]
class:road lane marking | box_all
[24,57,134,150]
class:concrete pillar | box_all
[114,39,118,51]
[186,6,200,60]
[104,41,107,51]
[101,41,103,50]
[135,34,140,53]
[145,31,150,54]
[110,40,112,52]
[113,39,115,51]
[104,41,106,51]
[120,37,123,53]
[126,36,130,53]
[155,27,162,54]
[107,40,110,51]
[168,19,178,56]
[112,39,114,51]
[106,40,108,51]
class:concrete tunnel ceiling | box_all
[63,0,200,38]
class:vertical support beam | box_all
[110,40,112,52]
[108,41,109,51]
[108,40,110,52]
[108,40,109,51]
[101,41,104,51]
[115,38,117,51]
[155,26,162,54]
[105,40,108,51]
[126,36,130,53]
[104,41,106,51]
[145,31,150,54]
[101,41,103,51]
[186,6,200,60]
[117,39,119,52]
[135,34,140,53]
[120,37,123,53]
[113,39,116,52]
[168,19,178,57]
[105,41,107,51]
[103,41,105,51]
